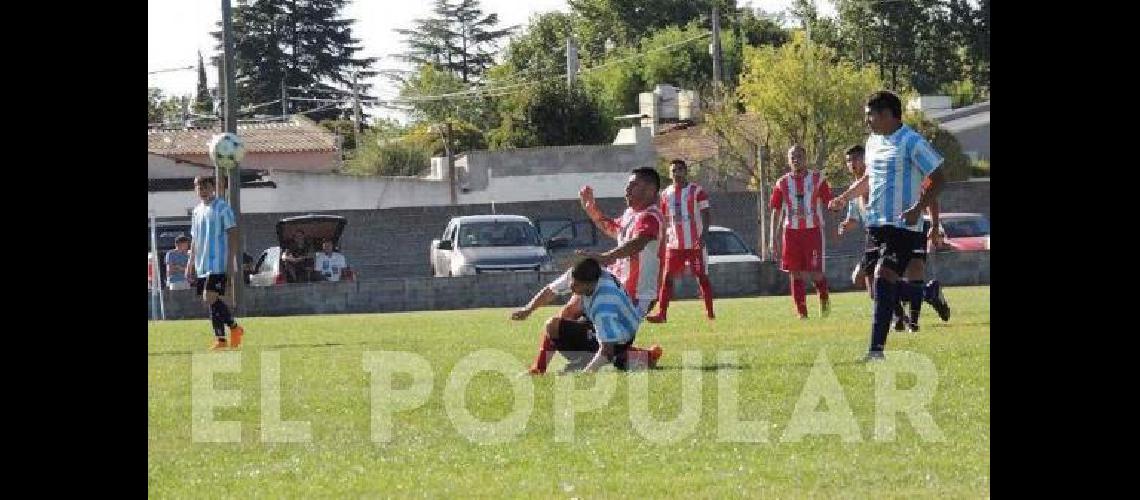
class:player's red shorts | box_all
[781,227,823,272]
[662,248,708,277]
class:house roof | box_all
[927,100,990,123]
[939,110,990,134]
[652,114,765,164]
[147,116,339,155]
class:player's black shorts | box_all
[553,318,633,370]
[859,247,881,276]
[194,273,228,297]
[867,226,917,275]
[907,228,927,261]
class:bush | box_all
[903,111,972,182]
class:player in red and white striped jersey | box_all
[646,159,715,323]
[769,144,834,318]
[576,167,665,315]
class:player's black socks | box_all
[212,299,237,329]
[870,277,896,353]
[907,280,925,324]
[209,307,226,338]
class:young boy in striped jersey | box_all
[187,176,246,350]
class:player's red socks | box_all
[695,272,715,318]
[791,278,808,317]
[814,278,830,303]
[530,334,555,374]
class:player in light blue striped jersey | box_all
[188,175,245,351]
[511,258,662,374]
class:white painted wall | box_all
[146,170,635,217]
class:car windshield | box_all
[705,231,751,256]
[457,221,541,247]
[943,217,990,238]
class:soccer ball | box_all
[208,133,246,170]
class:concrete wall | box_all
[147,142,658,217]
[154,250,989,319]
[195,179,987,282]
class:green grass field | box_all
[148,286,990,498]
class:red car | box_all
[925,212,990,251]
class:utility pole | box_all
[711,3,723,86]
[445,121,456,205]
[757,144,769,261]
[352,72,363,150]
[220,0,243,310]
[566,37,579,87]
[281,78,288,117]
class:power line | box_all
[148,65,196,75]
[378,30,711,104]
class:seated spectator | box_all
[165,235,192,291]
[242,252,254,285]
[282,230,314,283]
[314,240,349,282]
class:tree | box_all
[319,118,368,151]
[904,111,972,182]
[194,51,215,115]
[148,88,164,125]
[736,32,882,183]
[149,88,193,126]
[398,64,469,124]
[488,79,612,149]
[213,0,376,122]
[395,0,516,84]
[824,0,987,96]
[700,87,770,189]
[344,118,484,176]
[501,11,576,79]
[567,0,730,61]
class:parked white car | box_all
[704,225,762,265]
[430,215,556,277]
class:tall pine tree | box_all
[212,0,376,121]
[194,51,215,115]
[395,0,515,84]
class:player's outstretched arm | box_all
[511,287,556,321]
[829,174,868,211]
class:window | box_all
[536,217,597,247]
[942,217,990,238]
[457,221,542,247]
[705,231,752,256]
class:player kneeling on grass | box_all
[511,258,662,374]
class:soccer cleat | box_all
[894,316,908,332]
[229,325,245,349]
[210,339,229,351]
[861,351,886,363]
[648,344,664,368]
[907,322,920,333]
[925,280,951,322]
[645,314,667,324]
